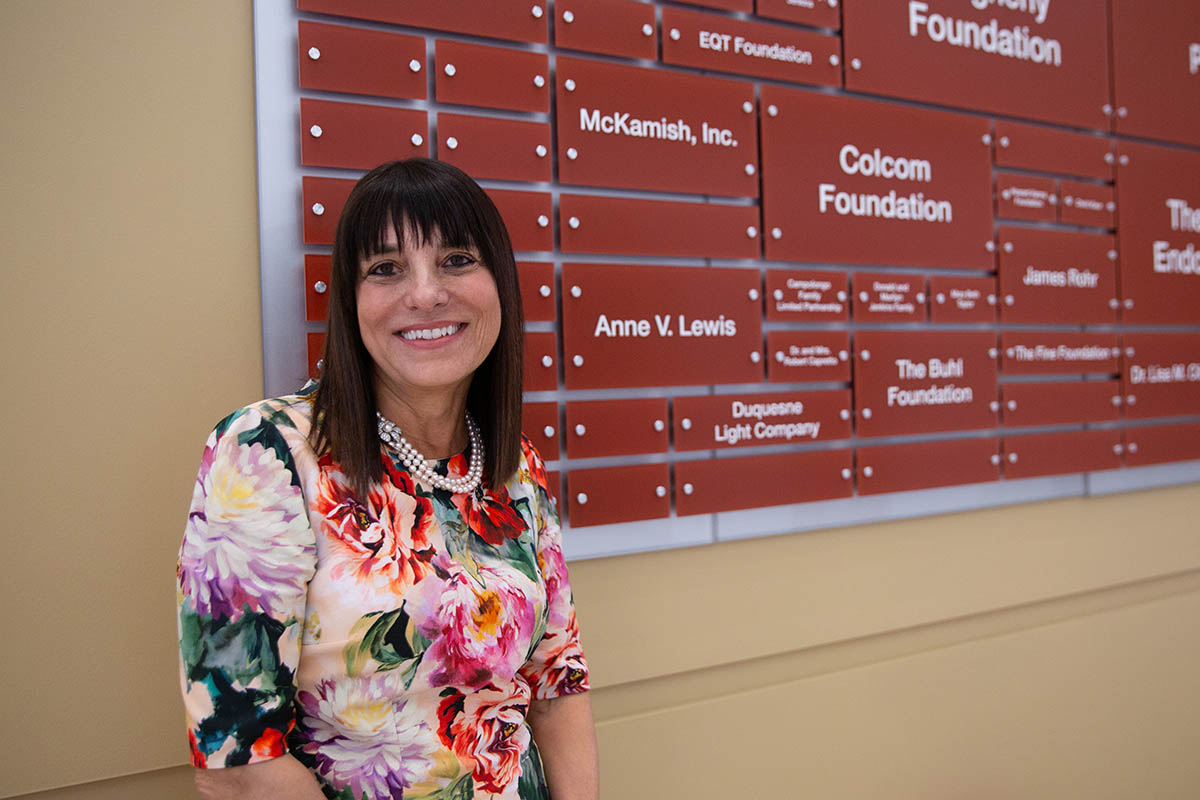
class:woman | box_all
[177,159,598,800]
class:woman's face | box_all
[357,223,501,408]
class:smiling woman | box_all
[177,159,598,800]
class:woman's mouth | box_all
[398,323,464,341]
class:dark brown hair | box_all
[310,159,524,495]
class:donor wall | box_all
[254,0,1200,558]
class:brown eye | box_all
[444,253,477,269]
[367,261,398,277]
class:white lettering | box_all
[910,1,1062,67]
[818,183,953,223]
[839,144,933,182]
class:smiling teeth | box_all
[401,324,462,341]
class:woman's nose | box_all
[404,264,449,309]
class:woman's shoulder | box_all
[209,382,319,445]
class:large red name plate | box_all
[854,331,999,437]
[997,227,1118,325]
[298,0,549,44]
[761,86,994,268]
[1122,333,1200,420]
[842,0,1111,130]
[661,6,841,87]
[673,390,852,451]
[857,437,1000,496]
[560,263,763,389]
[675,449,853,515]
[1111,0,1200,147]
[1000,332,1120,375]
[1114,141,1200,324]
[556,56,757,197]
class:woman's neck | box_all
[375,383,470,460]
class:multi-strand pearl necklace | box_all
[376,411,485,494]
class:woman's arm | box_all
[527,692,599,800]
[194,754,326,800]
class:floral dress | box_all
[177,386,589,800]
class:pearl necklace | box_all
[376,411,485,495]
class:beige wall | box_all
[3,3,1198,798]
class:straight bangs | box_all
[342,167,496,270]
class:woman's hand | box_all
[527,692,600,800]
[194,754,326,800]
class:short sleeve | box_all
[518,442,590,700]
[176,407,317,768]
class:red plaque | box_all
[555,56,757,197]
[857,437,1000,496]
[554,0,657,60]
[1114,141,1200,324]
[300,99,427,170]
[997,227,1118,325]
[435,40,550,113]
[437,114,551,183]
[486,189,553,253]
[852,272,927,322]
[1000,380,1122,427]
[661,7,841,87]
[567,464,670,527]
[1123,423,1200,467]
[304,254,331,322]
[558,194,760,259]
[1111,0,1200,147]
[517,261,555,322]
[560,263,763,389]
[523,332,558,392]
[842,1,1111,129]
[307,332,325,379]
[523,402,560,461]
[675,449,853,515]
[1000,332,1119,375]
[673,390,852,451]
[929,276,997,323]
[854,331,999,437]
[995,173,1056,222]
[755,0,840,29]
[1122,333,1200,420]
[993,120,1113,181]
[565,399,669,458]
[766,331,852,383]
[1002,430,1123,479]
[761,85,994,269]
[302,177,355,245]
[676,0,752,11]
[1059,179,1115,228]
[298,21,426,100]
[297,0,549,44]
[765,270,848,321]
